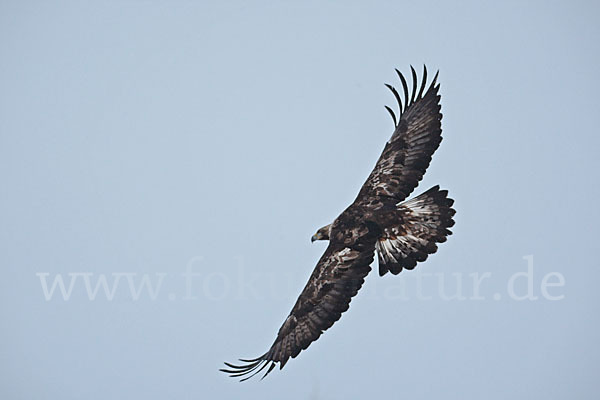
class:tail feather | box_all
[376,185,455,276]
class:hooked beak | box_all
[311,234,319,243]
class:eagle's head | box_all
[311,224,332,242]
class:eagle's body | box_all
[221,66,455,381]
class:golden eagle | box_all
[221,66,455,381]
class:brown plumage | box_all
[221,66,455,381]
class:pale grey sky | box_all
[1,1,599,399]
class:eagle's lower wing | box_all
[356,66,442,204]
[220,239,375,381]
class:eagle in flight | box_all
[221,66,455,381]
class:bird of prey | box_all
[221,66,455,381]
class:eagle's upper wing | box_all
[220,225,377,381]
[356,66,442,204]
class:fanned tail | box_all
[376,185,455,276]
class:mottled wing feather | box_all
[356,66,442,204]
[221,226,376,381]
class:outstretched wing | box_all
[356,65,442,204]
[220,224,377,381]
